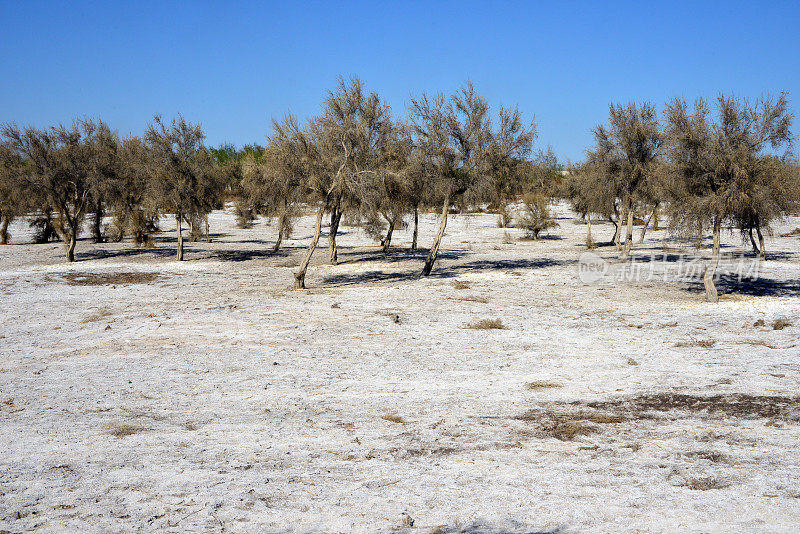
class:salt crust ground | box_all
[1,203,800,533]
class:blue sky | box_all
[1,1,798,162]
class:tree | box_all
[360,122,414,252]
[1,119,110,262]
[589,102,663,261]
[733,154,798,258]
[664,93,793,302]
[517,192,558,239]
[106,136,160,245]
[564,162,616,248]
[410,83,535,276]
[241,116,303,251]
[145,115,221,261]
[86,121,120,243]
[292,77,393,288]
[0,141,24,244]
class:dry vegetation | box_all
[468,318,506,330]
[102,422,144,438]
[525,381,562,390]
[63,272,158,286]
[772,317,792,330]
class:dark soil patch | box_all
[517,393,800,441]
[62,272,159,286]
[585,393,800,421]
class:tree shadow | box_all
[321,257,571,286]
[213,248,292,262]
[77,246,177,261]
[336,247,467,265]
[321,270,421,285]
[441,257,571,274]
[686,274,800,298]
[518,234,563,241]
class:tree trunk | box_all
[638,208,655,244]
[411,204,419,251]
[586,216,594,248]
[421,196,449,277]
[328,203,341,265]
[188,216,197,242]
[609,216,620,245]
[294,204,326,289]
[748,227,760,254]
[756,225,766,260]
[0,215,9,245]
[66,226,77,262]
[652,206,659,231]
[204,215,211,242]
[382,219,395,253]
[704,218,722,303]
[92,199,104,243]
[273,220,284,252]
[614,213,623,249]
[176,213,184,261]
[620,209,634,261]
[695,221,703,249]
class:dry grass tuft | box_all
[544,419,595,441]
[772,317,792,330]
[517,393,800,442]
[64,272,158,286]
[684,450,730,464]
[457,295,488,303]
[680,476,730,491]
[452,280,471,290]
[468,318,505,330]
[753,318,766,327]
[103,422,144,437]
[81,308,113,323]
[526,381,562,390]
[381,414,405,424]
[517,410,623,441]
[675,338,716,348]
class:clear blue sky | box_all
[1,0,798,162]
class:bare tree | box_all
[664,93,793,302]
[1,120,111,261]
[241,116,304,251]
[292,77,393,288]
[0,141,24,244]
[733,154,798,259]
[145,115,221,261]
[411,84,535,276]
[589,102,663,261]
[106,136,160,245]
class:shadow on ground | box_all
[321,257,572,286]
[686,274,800,298]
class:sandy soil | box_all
[1,203,800,533]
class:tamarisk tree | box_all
[2,119,113,261]
[411,83,535,276]
[293,77,393,288]
[241,115,304,251]
[664,93,793,302]
[145,115,221,261]
[589,102,662,260]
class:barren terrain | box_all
[2,204,800,533]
